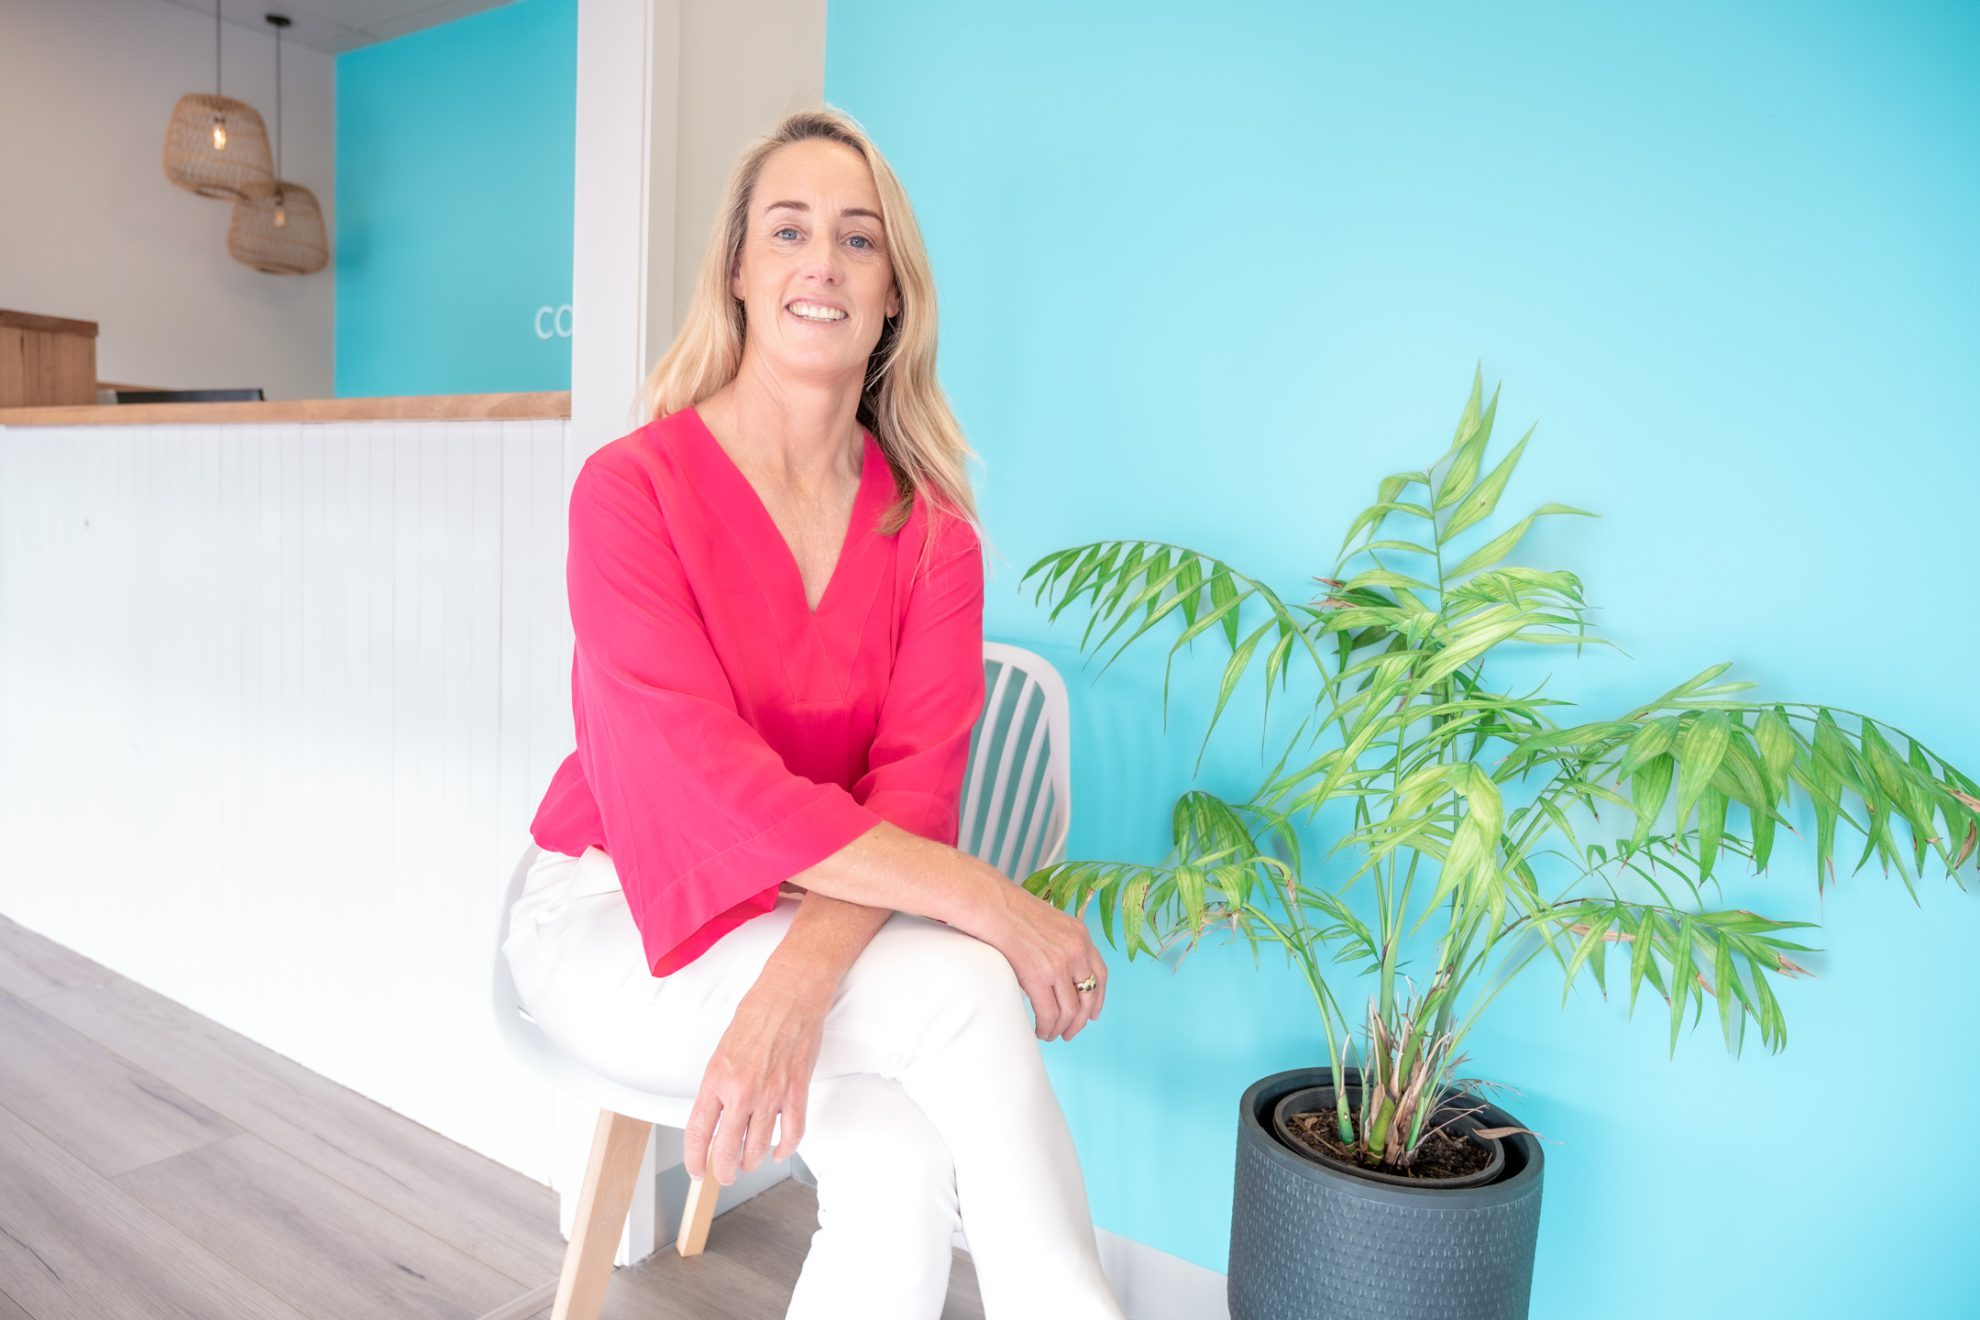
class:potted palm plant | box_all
[1018,366,1980,1319]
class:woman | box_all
[504,106,1127,1320]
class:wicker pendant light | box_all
[163,2,274,200]
[228,15,328,275]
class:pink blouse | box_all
[528,404,986,977]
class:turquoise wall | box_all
[334,0,575,397]
[827,1,1980,1313]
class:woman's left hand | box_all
[682,975,827,1186]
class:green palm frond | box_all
[1017,540,1331,772]
[1539,899,1817,1055]
[1016,361,1980,1170]
[1021,790,1305,966]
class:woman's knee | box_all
[943,925,1025,996]
[883,916,1017,998]
[904,926,1033,1042]
[821,920,1033,1073]
[801,1075,960,1230]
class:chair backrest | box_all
[957,640,1073,883]
[493,639,1073,1114]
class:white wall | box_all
[0,413,571,1181]
[0,0,336,400]
[669,0,828,333]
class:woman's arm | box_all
[789,820,1008,936]
[756,824,1007,999]
[757,889,893,999]
[687,820,1105,1189]
[783,821,1106,1041]
[685,833,1014,1188]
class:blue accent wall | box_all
[334,0,575,397]
[827,1,1980,1313]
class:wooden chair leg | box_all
[676,1166,720,1257]
[552,1109,652,1320]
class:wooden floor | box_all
[0,913,985,1319]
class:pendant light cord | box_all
[274,21,282,179]
[214,1,222,97]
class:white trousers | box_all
[502,845,1128,1320]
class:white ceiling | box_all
[157,0,520,56]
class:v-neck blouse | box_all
[528,405,986,977]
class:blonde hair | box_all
[639,105,986,583]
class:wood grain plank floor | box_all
[0,916,116,1003]
[31,969,564,1286]
[0,913,986,1319]
[0,986,241,1179]
[0,1101,309,1320]
[114,1130,535,1319]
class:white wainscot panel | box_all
[0,415,576,1190]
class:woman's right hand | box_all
[974,864,1109,1042]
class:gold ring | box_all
[1074,975,1098,994]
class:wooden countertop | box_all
[0,391,572,427]
[0,309,99,338]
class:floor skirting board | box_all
[1093,1225,1230,1320]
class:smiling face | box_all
[729,138,901,388]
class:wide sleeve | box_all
[850,511,987,847]
[565,451,884,975]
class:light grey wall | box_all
[0,0,336,399]
[667,0,828,335]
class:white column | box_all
[565,0,681,1265]
[570,0,679,480]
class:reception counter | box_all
[0,389,579,1204]
[0,389,572,427]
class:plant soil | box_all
[1281,1106,1494,1181]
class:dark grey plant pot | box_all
[1229,1067,1545,1320]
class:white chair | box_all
[489,640,1071,1320]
